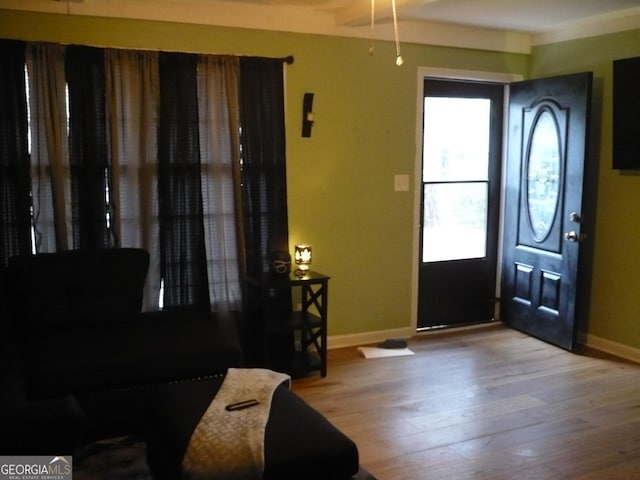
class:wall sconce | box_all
[294,244,312,276]
[302,93,314,137]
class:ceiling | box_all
[2,0,640,53]
[232,0,640,34]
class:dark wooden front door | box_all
[501,72,593,350]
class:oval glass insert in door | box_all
[526,110,561,242]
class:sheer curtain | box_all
[26,43,71,253]
[105,49,161,311]
[197,55,243,318]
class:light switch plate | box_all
[394,174,410,191]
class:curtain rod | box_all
[242,55,294,64]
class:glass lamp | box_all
[294,244,312,277]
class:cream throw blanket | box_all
[182,368,291,480]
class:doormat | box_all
[357,346,415,359]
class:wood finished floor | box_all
[291,324,640,480]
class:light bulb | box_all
[396,55,404,66]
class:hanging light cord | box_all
[369,0,376,55]
[369,0,404,66]
[391,0,403,66]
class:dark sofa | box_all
[1,247,359,479]
[1,248,243,446]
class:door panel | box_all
[501,72,593,350]
[418,79,504,329]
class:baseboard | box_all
[329,327,640,365]
[327,327,415,350]
[327,322,500,350]
[586,334,640,364]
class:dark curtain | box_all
[239,57,290,277]
[239,57,291,363]
[158,52,210,311]
[0,39,31,323]
[66,45,112,249]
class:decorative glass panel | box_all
[422,182,488,262]
[527,110,561,242]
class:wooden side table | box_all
[249,271,329,377]
[289,271,329,377]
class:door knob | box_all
[564,231,585,242]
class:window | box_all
[422,97,491,262]
[2,41,289,319]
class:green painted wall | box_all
[0,10,530,337]
[530,30,640,349]
[5,10,640,351]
